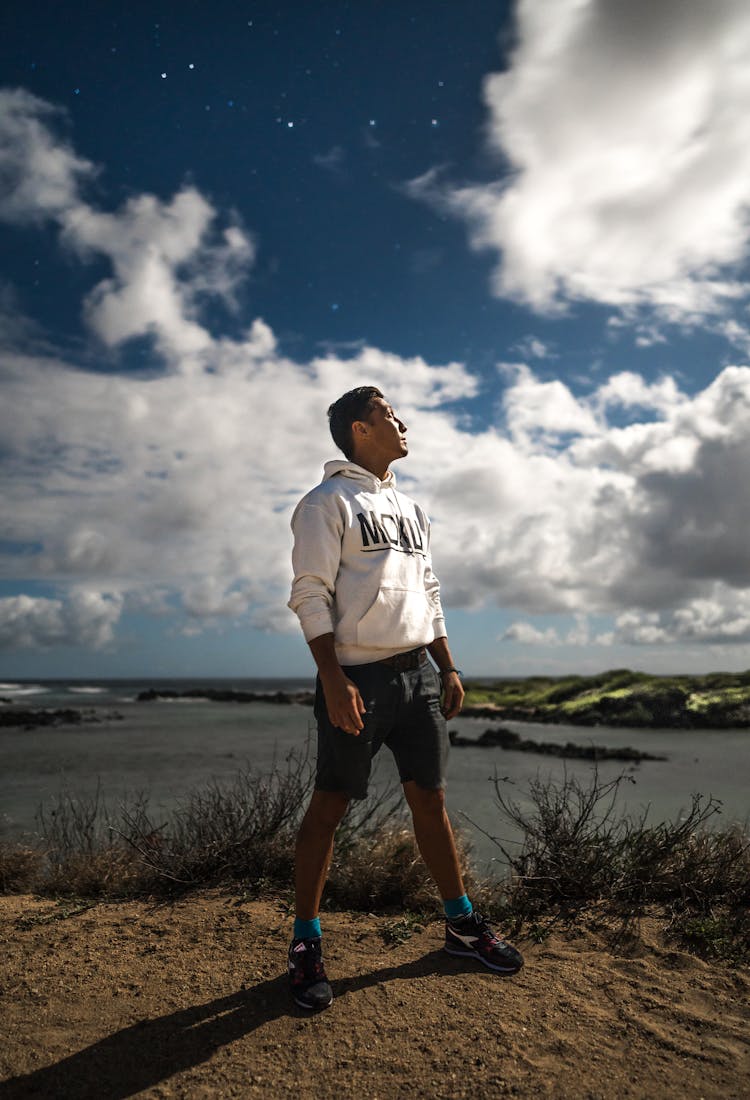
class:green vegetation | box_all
[1,754,748,964]
[463,668,750,727]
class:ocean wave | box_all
[68,687,107,695]
[0,684,47,696]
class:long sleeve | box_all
[287,500,344,642]
[424,558,447,640]
[416,507,446,641]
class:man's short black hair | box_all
[327,385,383,459]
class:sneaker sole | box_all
[444,945,523,974]
[292,991,334,1010]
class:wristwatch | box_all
[439,667,463,679]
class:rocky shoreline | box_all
[5,672,750,734]
[135,687,316,705]
[459,700,746,728]
[0,708,123,730]
[1,691,663,758]
[449,725,666,762]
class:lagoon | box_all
[1,679,749,872]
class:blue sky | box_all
[3,0,750,679]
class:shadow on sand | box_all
[2,949,472,1098]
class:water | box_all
[2,679,749,873]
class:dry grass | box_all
[474,768,750,961]
[0,842,43,893]
[2,760,748,961]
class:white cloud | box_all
[502,622,560,646]
[501,365,600,443]
[594,372,683,416]
[5,336,750,652]
[0,596,67,650]
[0,333,474,649]
[65,590,124,647]
[0,92,476,649]
[0,590,122,651]
[313,145,346,174]
[412,360,750,653]
[501,617,591,647]
[66,192,254,359]
[181,578,253,619]
[511,336,554,360]
[607,590,750,646]
[5,87,750,659]
[412,0,750,324]
[0,91,254,365]
[0,89,95,223]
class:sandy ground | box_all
[0,891,748,1100]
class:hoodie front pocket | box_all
[356,586,433,648]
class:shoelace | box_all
[479,929,501,947]
[451,914,502,948]
[292,944,326,982]
[464,916,501,948]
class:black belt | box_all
[378,646,427,671]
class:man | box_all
[287,385,523,1010]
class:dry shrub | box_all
[325,784,433,911]
[2,755,748,962]
[41,848,146,898]
[478,767,750,958]
[328,824,437,912]
[328,795,480,914]
[111,751,314,893]
[36,783,149,897]
[0,842,43,893]
[23,753,313,898]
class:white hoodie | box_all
[288,460,447,665]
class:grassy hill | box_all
[463,669,750,728]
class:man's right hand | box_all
[322,675,366,735]
[308,633,366,735]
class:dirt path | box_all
[1,892,748,1099]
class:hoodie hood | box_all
[322,459,396,492]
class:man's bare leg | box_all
[404,780,524,974]
[294,789,350,919]
[402,780,464,900]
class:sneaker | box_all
[288,936,334,1010]
[445,911,524,974]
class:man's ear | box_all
[352,419,368,441]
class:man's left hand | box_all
[441,671,464,719]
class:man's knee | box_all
[302,789,350,832]
[403,781,446,818]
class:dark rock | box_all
[0,708,103,730]
[136,688,315,706]
[477,727,521,748]
[449,726,666,762]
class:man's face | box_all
[357,397,408,464]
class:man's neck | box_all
[352,454,390,481]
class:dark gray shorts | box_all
[314,654,449,800]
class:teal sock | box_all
[293,916,322,940]
[444,894,472,921]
